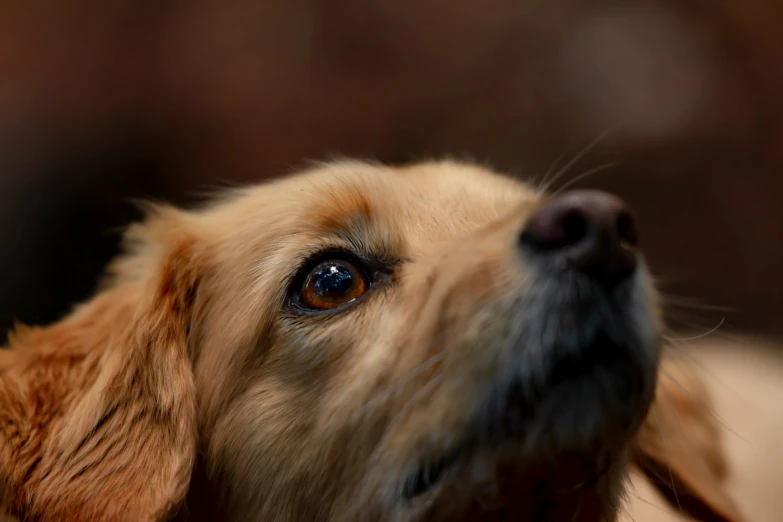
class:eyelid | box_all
[290,248,392,287]
[291,249,369,284]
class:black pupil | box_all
[312,263,354,300]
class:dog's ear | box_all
[633,358,744,522]
[0,206,203,521]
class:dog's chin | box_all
[507,331,657,455]
[493,269,660,460]
[462,325,657,461]
[405,324,657,518]
[415,448,625,522]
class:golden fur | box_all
[625,335,783,522]
[0,161,743,521]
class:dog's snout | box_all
[520,190,638,285]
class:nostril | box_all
[561,210,589,248]
[520,204,592,252]
[616,211,637,247]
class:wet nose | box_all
[520,190,638,286]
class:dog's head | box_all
[0,161,734,521]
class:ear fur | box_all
[633,357,744,522]
[0,206,201,521]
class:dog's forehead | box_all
[203,161,538,260]
[394,161,536,230]
[298,161,538,247]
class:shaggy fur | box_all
[0,161,742,521]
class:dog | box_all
[0,160,743,521]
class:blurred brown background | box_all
[1,0,782,343]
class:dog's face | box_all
[1,161,681,522]
[173,161,660,521]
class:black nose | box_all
[520,190,638,286]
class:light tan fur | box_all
[629,355,743,522]
[0,161,743,521]
[626,336,782,522]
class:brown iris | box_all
[300,260,368,310]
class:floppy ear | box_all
[632,357,744,522]
[0,207,202,521]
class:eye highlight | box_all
[298,259,368,311]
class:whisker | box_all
[661,369,747,457]
[663,311,725,334]
[538,126,618,195]
[659,293,735,313]
[662,335,750,406]
[656,363,744,442]
[650,409,682,514]
[551,162,620,196]
[663,317,725,342]
[534,145,575,193]
[605,490,634,522]
[625,489,672,515]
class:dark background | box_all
[2,0,782,344]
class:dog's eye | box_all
[403,461,448,500]
[299,259,368,310]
